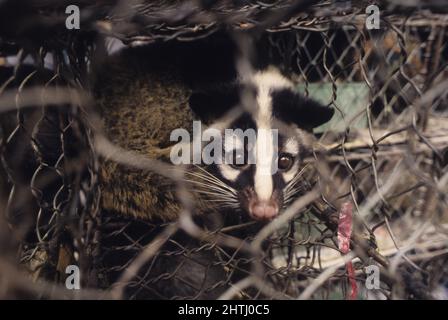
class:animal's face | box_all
[189,69,333,221]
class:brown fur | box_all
[95,51,197,221]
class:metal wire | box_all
[0,0,447,300]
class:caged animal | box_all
[94,39,334,299]
[185,68,334,222]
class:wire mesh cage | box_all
[0,0,447,300]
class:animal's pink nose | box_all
[249,201,278,220]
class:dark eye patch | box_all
[229,112,257,130]
[271,89,334,131]
[189,84,240,124]
[189,83,258,125]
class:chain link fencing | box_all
[0,0,447,299]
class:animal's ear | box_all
[295,97,335,129]
[189,85,240,124]
[272,89,334,131]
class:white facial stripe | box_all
[252,68,294,92]
[254,129,274,201]
[255,88,271,128]
[218,164,240,181]
[252,69,293,127]
[251,68,294,202]
[284,138,299,155]
[242,68,296,202]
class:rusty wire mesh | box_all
[0,0,447,300]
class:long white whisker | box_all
[284,165,309,194]
[284,186,307,204]
[207,199,240,204]
[191,165,228,185]
[186,172,237,196]
[192,165,237,194]
[193,189,239,201]
[183,178,237,197]
[183,166,242,209]
[184,171,234,192]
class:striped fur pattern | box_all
[188,68,334,221]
